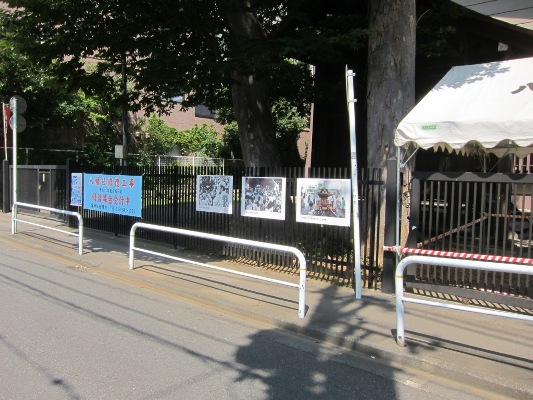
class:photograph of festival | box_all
[296,178,351,226]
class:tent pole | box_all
[396,147,401,258]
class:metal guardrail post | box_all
[13,201,84,255]
[130,222,307,318]
[395,255,533,347]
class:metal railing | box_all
[129,222,307,318]
[395,255,533,346]
[12,202,84,255]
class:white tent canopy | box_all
[395,57,533,158]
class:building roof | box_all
[451,0,533,31]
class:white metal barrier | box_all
[395,255,533,346]
[129,222,307,318]
[12,202,84,255]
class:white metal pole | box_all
[346,68,362,299]
[395,265,406,346]
[11,98,18,234]
[396,147,401,257]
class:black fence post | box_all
[65,158,76,227]
[66,158,72,207]
[382,158,397,293]
[2,159,10,213]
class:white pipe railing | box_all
[129,222,307,318]
[12,202,84,255]
[395,255,533,346]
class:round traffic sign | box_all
[9,95,27,114]
[9,115,26,132]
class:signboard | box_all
[83,173,142,217]
[115,144,125,159]
[196,175,233,214]
[296,178,351,226]
[241,177,286,220]
[70,173,83,207]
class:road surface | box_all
[0,238,506,399]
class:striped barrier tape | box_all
[383,245,533,265]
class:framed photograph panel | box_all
[241,177,286,220]
[296,178,351,226]
[196,175,233,214]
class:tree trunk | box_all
[367,0,416,258]
[367,0,415,168]
[221,0,281,168]
[229,71,281,168]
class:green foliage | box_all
[75,90,121,166]
[416,1,465,61]
[1,0,368,166]
[176,124,221,158]
[272,98,308,166]
[144,115,179,156]
[219,98,307,166]
[1,9,122,156]
[132,117,224,166]
[0,22,66,143]
[131,115,178,166]
[220,122,243,160]
[79,130,116,166]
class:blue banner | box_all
[83,174,142,217]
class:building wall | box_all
[157,105,224,133]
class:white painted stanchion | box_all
[13,202,84,255]
[129,222,307,318]
[395,255,533,346]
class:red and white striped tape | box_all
[488,213,532,219]
[383,246,533,265]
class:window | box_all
[195,104,214,119]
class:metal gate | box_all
[407,171,533,309]
[7,165,67,211]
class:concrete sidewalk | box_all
[1,211,532,398]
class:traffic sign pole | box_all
[9,95,27,234]
[11,97,18,233]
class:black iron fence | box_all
[8,157,533,303]
[64,164,383,288]
[408,171,533,308]
[17,165,67,209]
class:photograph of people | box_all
[196,175,233,214]
[241,177,286,220]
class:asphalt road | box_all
[0,238,507,400]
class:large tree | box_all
[366,0,415,259]
[0,9,120,153]
[2,0,367,167]
[367,0,416,169]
